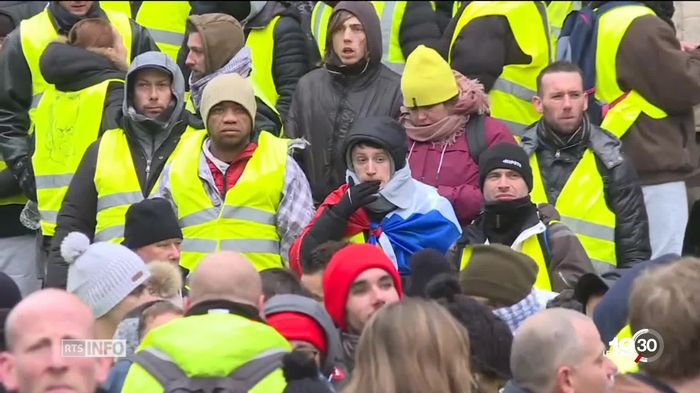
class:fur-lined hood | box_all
[39,37,127,92]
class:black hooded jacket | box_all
[296,117,407,267]
[284,1,402,204]
[0,1,158,202]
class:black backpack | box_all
[130,348,287,393]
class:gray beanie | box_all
[62,232,151,318]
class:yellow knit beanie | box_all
[401,45,459,108]
[200,73,257,126]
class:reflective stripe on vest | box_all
[135,1,191,61]
[449,1,551,136]
[0,158,28,206]
[460,235,552,291]
[311,1,333,59]
[33,78,122,236]
[20,9,132,122]
[93,126,191,243]
[596,5,666,138]
[529,149,617,271]
[170,130,287,272]
[371,1,408,74]
[247,15,283,133]
[547,1,581,48]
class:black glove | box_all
[546,289,583,313]
[332,177,381,219]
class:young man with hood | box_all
[520,60,650,275]
[321,243,402,372]
[289,116,461,277]
[284,1,403,204]
[265,294,348,387]
[45,51,195,288]
[0,1,157,205]
[155,73,314,274]
[182,2,309,126]
[451,143,595,293]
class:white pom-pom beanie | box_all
[63,232,151,319]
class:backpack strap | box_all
[129,348,191,393]
[465,114,487,164]
[131,348,287,393]
[224,349,288,392]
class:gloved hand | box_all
[332,177,381,219]
[546,288,583,313]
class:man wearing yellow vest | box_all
[520,60,651,275]
[154,72,314,274]
[591,2,700,259]
[0,1,157,204]
[451,143,594,292]
[443,1,552,136]
[182,1,310,134]
[45,51,194,288]
[122,251,290,393]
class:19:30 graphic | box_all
[608,328,664,363]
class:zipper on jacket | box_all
[145,158,152,179]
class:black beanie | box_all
[123,198,183,250]
[478,143,533,191]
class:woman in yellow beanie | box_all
[401,45,516,226]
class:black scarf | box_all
[483,196,539,246]
[48,1,103,35]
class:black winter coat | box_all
[520,121,651,269]
[0,2,158,203]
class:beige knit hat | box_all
[200,73,257,127]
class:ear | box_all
[94,356,113,384]
[582,91,589,112]
[0,352,19,392]
[532,95,544,114]
[182,295,192,312]
[257,294,266,320]
[555,365,576,393]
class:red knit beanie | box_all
[322,243,403,331]
[267,312,328,354]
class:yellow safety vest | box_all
[529,149,617,273]
[607,324,639,373]
[99,1,133,17]
[93,127,190,243]
[19,8,132,124]
[169,130,287,272]
[449,1,551,136]
[596,5,667,138]
[311,1,426,74]
[121,313,290,393]
[460,234,552,291]
[246,15,283,133]
[452,1,462,17]
[547,1,581,50]
[33,78,123,237]
[135,1,191,61]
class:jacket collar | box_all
[185,299,263,323]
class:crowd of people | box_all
[1,1,700,393]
